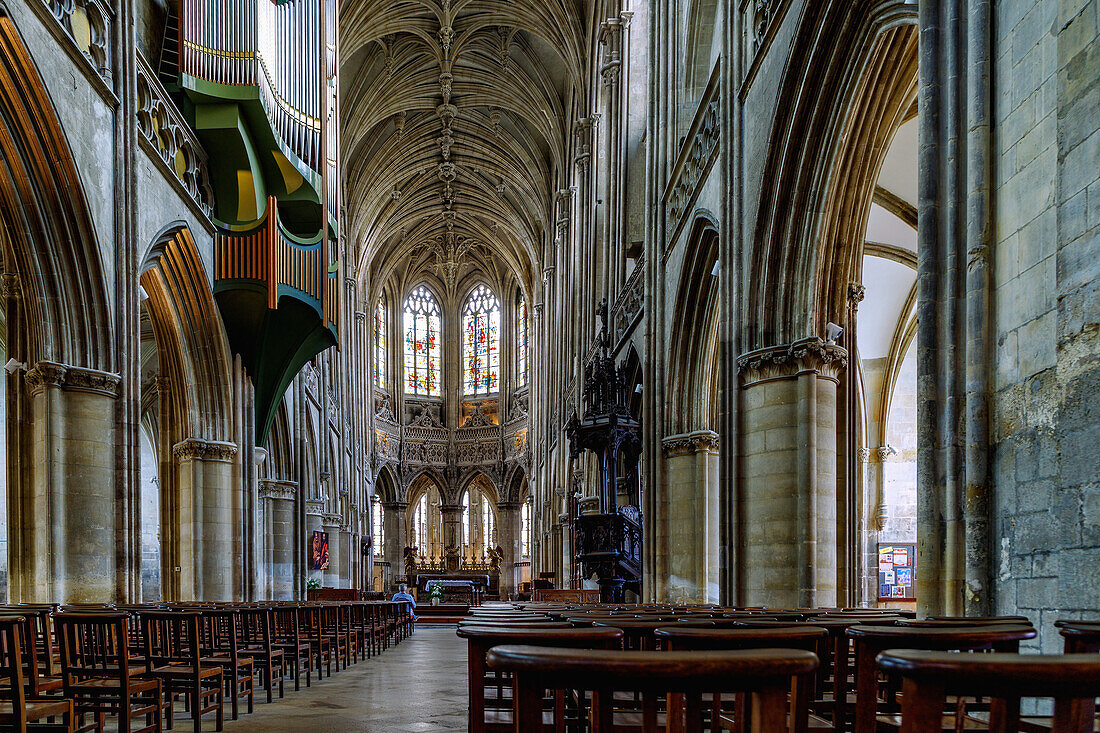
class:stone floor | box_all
[211,625,467,732]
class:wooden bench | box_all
[486,646,819,733]
[877,650,1100,733]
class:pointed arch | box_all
[461,282,501,396]
[0,14,112,370]
[747,1,918,349]
[402,283,442,397]
[668,216,721,434]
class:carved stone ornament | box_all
[857,447,872,462]
[321,513,343,530]
[0,272,20,300]
[173,438,239,462]
[408,405,443,428]
[461,404,493,428]
[662,430,720,457]
[24,362,68,393]
[737,337,848,387]
[259,479,298,501]
[64,366,123,396]
[376,394,397,422]
[305,499,325,517]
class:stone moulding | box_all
[737,337,848,387]
[661,430,720,458]
[25,361,121,397]
[663,62,722,252]
[172,438,239,462]
[259,479,298,501]
[135,53,214,221]
[305,499,325,517]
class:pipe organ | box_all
[166,0,340,443]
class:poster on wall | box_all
[878,543,916,601]
[311,530,330,570]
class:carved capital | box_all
[737,337,848,387]
[173,438,238,462]
[259,479,298,501]
[24,361,67,392]
[662,430,720,457]
[321,513,343,529]
[64,366,122,396]
[857,447,871,462]
[306,499,326,517]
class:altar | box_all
[413,573,491,605]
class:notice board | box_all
[877,543,915,601]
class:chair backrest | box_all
[0,616,29,729]
[487,646,819,733]
[198,608,243,661]
[878,650,1100,732]
[140,611,202,669]
[1057,621,1100,653]
[53,612,133,684]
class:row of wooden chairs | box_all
[461,604,1100,732]
[0,599,413,733]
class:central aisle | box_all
[221,625,468,732]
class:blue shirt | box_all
[392,591,417,610]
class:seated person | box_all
[392,583,417,620]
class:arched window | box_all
[463,284,500,395]
[403,286,442,396]
[516,292,529,388]
[482,500,495,555]
[374,297,386,387]
[413,494,427,551]
[462,491,471,549]
[521,499,531,558]
[371,497,384,557]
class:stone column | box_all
[737,338,847,608]
[661,431,720,603]
[322,514,343,588]
[496,502,521,599]
[305,499,325,586]
[382,501,407,589]
[14,362,121,602]
[174,438,239,601]
[341,528,356,589]
[260,479,297,600]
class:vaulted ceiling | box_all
[339,0,593,297]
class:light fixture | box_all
[710,260,720,277]
[3,358,25,374]
[825,322,844,344]
[138,285,149,302]
[634,383,643,394]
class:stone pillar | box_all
[341,528,356,589]
[496,502,521,600]
[305,499,325,585]
[382,501,407,589]
[260,479,297,600]
[660,431,720,603]
[13,362,121,602]
[737,338,847,608]
[174,438,239,601]
[322,514,343,588]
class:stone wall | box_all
[991,0,1100,649]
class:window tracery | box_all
[404,286,442,396]
[516,292,529,388]
[463,284,500,395]
[374,297,386,387]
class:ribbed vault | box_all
[340,0,590,292]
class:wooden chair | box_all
[139,611,223,733]
[654,626,830,733]
[457,625,625,733]
[318,606,349,672]
[195,609,253,721]
[238,607,284,703]
[52,612,165,733]
[486,645,819,733]
[847,624,1037,733]
[0,615,74,733]
[1057,621,1100,653]
[877,651,1100,732]
[299,606,333,681]
[270,607,311,692]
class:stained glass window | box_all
[462,491,471,548]
[374,298,386,387]
[403,286,442,396]
[462,284,500,395]
[482,500,495,555]
[371,498,384,557]
[521,499,531,558]
[413,494,427,551]
[516,292,529,388]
